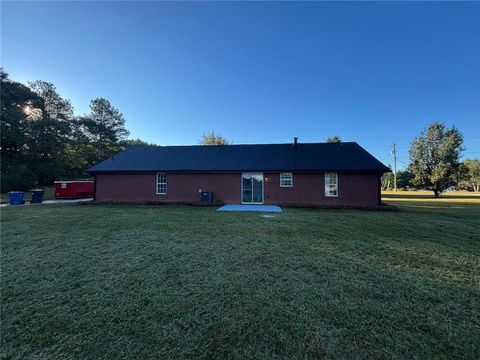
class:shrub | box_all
[1,166,36,192]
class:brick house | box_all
[88,139,390,207]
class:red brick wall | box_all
[95,173,241,204]
[95,172,381,206]
[264,173,380,206]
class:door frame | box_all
[241,173,264,204]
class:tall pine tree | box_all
[81,98,129,161]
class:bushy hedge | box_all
[1,166,36,192]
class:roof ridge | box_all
[127,142,358,148]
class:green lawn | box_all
[1,197,479,359]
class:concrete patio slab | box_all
[217,205,282,213]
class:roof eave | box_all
[88,168,390,174]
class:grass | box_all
[1,194,479,359]
[383,190,480,202]
[0,187,55,204]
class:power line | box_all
[379,155,391,164]
[398,158,409,166]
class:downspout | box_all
[93,174,97,202]
[378,173,382,205]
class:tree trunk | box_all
[433,189,440,198]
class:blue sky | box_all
[2,1,480,167]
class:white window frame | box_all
[280,173,293,187]
[324,173,338,197]
[241,173,264,204]
[156,173,167,195]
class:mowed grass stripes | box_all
[1,195,479,359]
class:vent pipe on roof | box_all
[293,137,298,148]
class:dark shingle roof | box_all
[88,142,390,173]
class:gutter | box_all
[87,169,390,175]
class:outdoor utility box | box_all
[54,181,94,199]
[7,191,25,205]
[30,189,44,204]
[200,191,213,204]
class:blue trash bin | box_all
[8,191,25,205]
[30,189,44,204]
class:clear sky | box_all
[2,1,480,167]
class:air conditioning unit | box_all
[200,191,213,204]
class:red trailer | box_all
[54,181,94,199]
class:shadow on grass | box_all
[383,193,480,200]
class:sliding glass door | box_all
[241,173,264,204]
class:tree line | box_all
[323,129,478,196]
[0,69,150,192]
[1,69,478,196]
[381,122,479,196]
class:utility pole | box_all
[392,143,397,192]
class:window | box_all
[280,173,293,187]
[156,173,167,195]
[325,173,338,197]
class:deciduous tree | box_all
[121,138,153,147]
[0,70,141,191]
[1,69,46,190]
[397,170,414,189]
[462,159,480,192]
[408,122,464,197]
[199,131,229,145]
[326,136,342,143]
[381,171,394,191]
